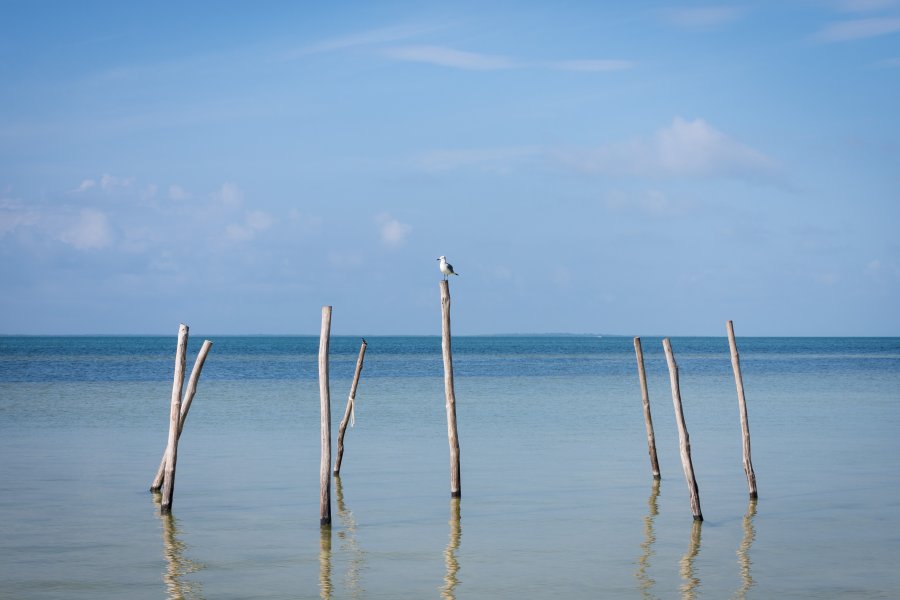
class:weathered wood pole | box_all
[663,338,703,521]
[160,323,189,514]
[151,339,213,491]
[319,306,333,527]
[333,338,368,476]
[727,320,758,500]
[440,280,461,498]
[634,337,661,479]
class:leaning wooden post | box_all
[663,338,703,521]
[319,306,333,527]
[160,323,189,514]
[440,280,461,498]
[634,337,661,480]
[727,320,758,499]
[151,339,213,491]
[334,338,367,475]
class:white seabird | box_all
[437,255,459,279]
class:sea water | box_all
[1,336,898,599]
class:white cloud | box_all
[226,210,273,241]
[0,197,39,236]
[376,213,411,246]
[385,45,634,72]
[245,210,274,230]
[283,24,439,59]
[815,17,900,41]
[661,6,747,28]
[100,173,134,191]
[557,117,779,182]
[168,185,192,201]
[385,45,515,70]
[73,179,96,193]
[58,209,113,250]
[214,182,244,207]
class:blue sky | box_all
[1,1,898,336]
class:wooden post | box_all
[160,324,189,514]
[333,338,368,475]
[663,338,703,521]
[634,337,661,479]
[440,280,461,498]
[151,339,213,491]
[727,320,758,500]
[319,306,333,527]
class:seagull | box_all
[437,255,459,279]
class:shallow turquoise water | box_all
[1,336,899,598]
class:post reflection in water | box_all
[154,494,205,600]
[319,526,333,600]
[733,499,757,599]
[679,520,703,600]
[441,497,462,600]
[334,475,365,598]
[635,479,661,599]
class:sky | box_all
[1,0,898,336]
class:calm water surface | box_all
[1,336,899,599]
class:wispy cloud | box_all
[73,179,96,193]
[815,16,900,41]
[70,174,134,195]
[0,197,40,236]
[385,45,515,70]
[384,45,633,72]
[58,208,113,250]
[226,210,274,241]
[376,213,411,246]
[100,173,134,191]
[283,24,440,59]
[213,182,244,207]
[660,6,747,29]
[556,117,779,182]
[168,185,191,201]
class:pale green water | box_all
[1,336,899,598]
